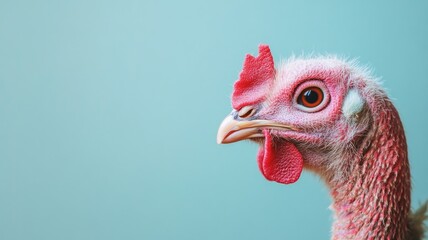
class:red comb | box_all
[232,45,276,110]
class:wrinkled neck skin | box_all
[304,100,411,239]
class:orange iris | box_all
[297,87,324,108]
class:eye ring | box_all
[293,80,330,112]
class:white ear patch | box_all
[342,89,364,119]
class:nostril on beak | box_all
[238,106,256,119]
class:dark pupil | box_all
[304,90,319,103]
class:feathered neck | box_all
[329,100,411,239]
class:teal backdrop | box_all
[1,1,427,239]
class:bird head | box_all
[217,45,380,184]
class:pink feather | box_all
[218,45,427,239]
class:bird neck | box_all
[329,100,411,240]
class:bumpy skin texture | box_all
[222,45,426,239]
[330,100,410,239]
[257,130,303,184]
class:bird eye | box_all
[297,87,324,108]
[293,81,330,113]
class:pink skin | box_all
[225,45,411,239]
[327,100,410,239]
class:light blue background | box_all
[1,1,427,239]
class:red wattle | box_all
[257,130,303,184]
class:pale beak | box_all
[216,115,294,144]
